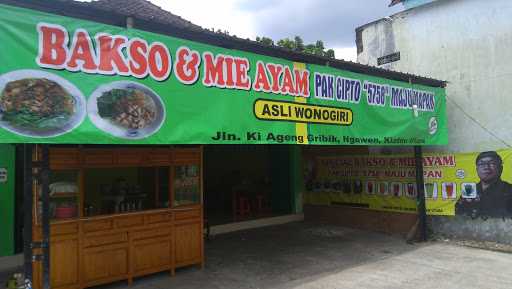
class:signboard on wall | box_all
[377,52,400,66]
[0,4,447,145]
[304,149,512,217]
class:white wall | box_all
[357,0,512,153]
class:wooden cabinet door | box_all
[32,224,80,289]
[132,237,172,276]
[174,221,202,267]
[82,244,128,285]
[50,236,79,289]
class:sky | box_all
[77,0,402,61]
[150,0,402,61]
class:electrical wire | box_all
[446,97,512,149]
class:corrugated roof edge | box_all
[0,0,446,88]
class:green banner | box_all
[0,4,447,145]
[0,144,15,256]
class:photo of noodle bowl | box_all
[88,81,165,139]
[0,70,86,137]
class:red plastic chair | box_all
[232,191,251,221]
[255,194,271,216]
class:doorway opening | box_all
[203,145,294,228]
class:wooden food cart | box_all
[31,146,204,289]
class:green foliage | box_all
[325,49,335,59]
[255,35,335,59]
[276,38,296,50]
[255,36,274,46]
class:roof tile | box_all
[60,0,203,30]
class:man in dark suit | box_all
[456,151,512,219]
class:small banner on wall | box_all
[304,150,512,217]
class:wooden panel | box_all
[33,226,42,242]
[51,222,78,236]
[49,148,81,169]
[115,215,144,228]
[82,245,128,283]
[82,149,114,167]
[148,148,171,165]
[83,219,113,233]
[145,212,171,224]
[50,237,79,288]
[172,148,200,163]
[84,233,128,248]
[174,222,201,266]
[32,261,42,289]
[174,208,201,221]
[132,228,170,241]
[116,149,149,166]
[132,237,171,274]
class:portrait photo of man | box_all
[456,151,512,218]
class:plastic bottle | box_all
[15,274,24,289]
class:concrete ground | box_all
[3,222,512,289]
[0,254,22,285]
[99,222,512,289]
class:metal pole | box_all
[414,146,427,241]
[40,145,50,289]
[23,144,33,288]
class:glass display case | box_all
[34,147,204,219]
[83,167,170,217]
[157,167,170,208]
[36,169,81,222]
[173,164,200,207]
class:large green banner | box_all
[0,4,447,145]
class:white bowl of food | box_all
[0,70,86,137]
[87,81,166,139]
